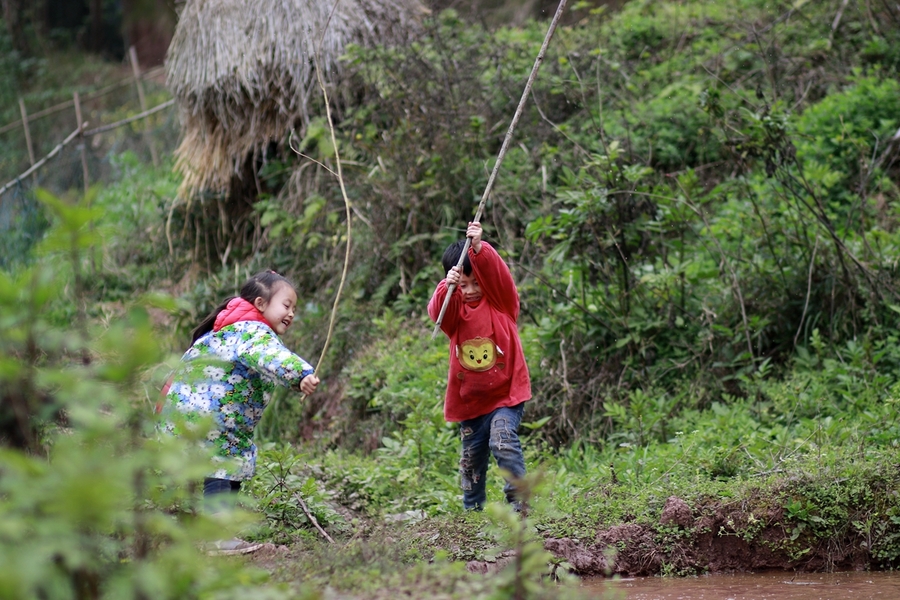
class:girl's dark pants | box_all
[203,477,241,512]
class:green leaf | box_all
[521,416,552,430]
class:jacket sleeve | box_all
[470,242,519,321]
[237,325,315,387]
[428,279,461,336]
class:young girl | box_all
[160,270,319,554]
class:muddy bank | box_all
[532,496,872,577]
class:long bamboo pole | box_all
[18,98,36,185]
[431,0,570,339]
[83,99,174,137]
[0,126,83,198]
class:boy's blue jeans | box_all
[459,403,526,510]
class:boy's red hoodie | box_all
[428,242,531,422]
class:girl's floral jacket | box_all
[161,300,314,481]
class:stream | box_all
[582,571,900,599]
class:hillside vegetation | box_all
[2,0,900,598]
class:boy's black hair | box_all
[191,270,295,343]
[442,240,473,276]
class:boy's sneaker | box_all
[206,538,264,556]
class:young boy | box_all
[428,222,531,511]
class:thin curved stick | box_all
[289,129,338,178]
[294,492,335,544]
[281,0,353,423]
[291,0,352,380]
[288,130,374,229]
[309,53,352,375]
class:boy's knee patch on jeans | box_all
[459,446,481,491]
[490,417,516,450]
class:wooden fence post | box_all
[129,45,160,167]
[73,91,90,195]
[18,98,36,184]
[73,91,98,273]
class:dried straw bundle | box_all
[166,0,427,197]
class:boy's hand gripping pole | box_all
[431,0,569,339]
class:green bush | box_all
[795,76,900,212]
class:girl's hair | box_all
[191,270,295,343]
[442,240,473,276]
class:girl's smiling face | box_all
[254,283,297,335]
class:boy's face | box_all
[458,272,482,303]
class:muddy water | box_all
[583,571,900,599]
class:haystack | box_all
[166,0,427,198]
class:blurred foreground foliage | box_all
[0,189,306,600]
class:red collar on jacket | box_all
[213,297,270,331]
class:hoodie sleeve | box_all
[470,242,519,321]
[428,278,462,336]
[236,323,315,387]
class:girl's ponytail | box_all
[191,296,235,344]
